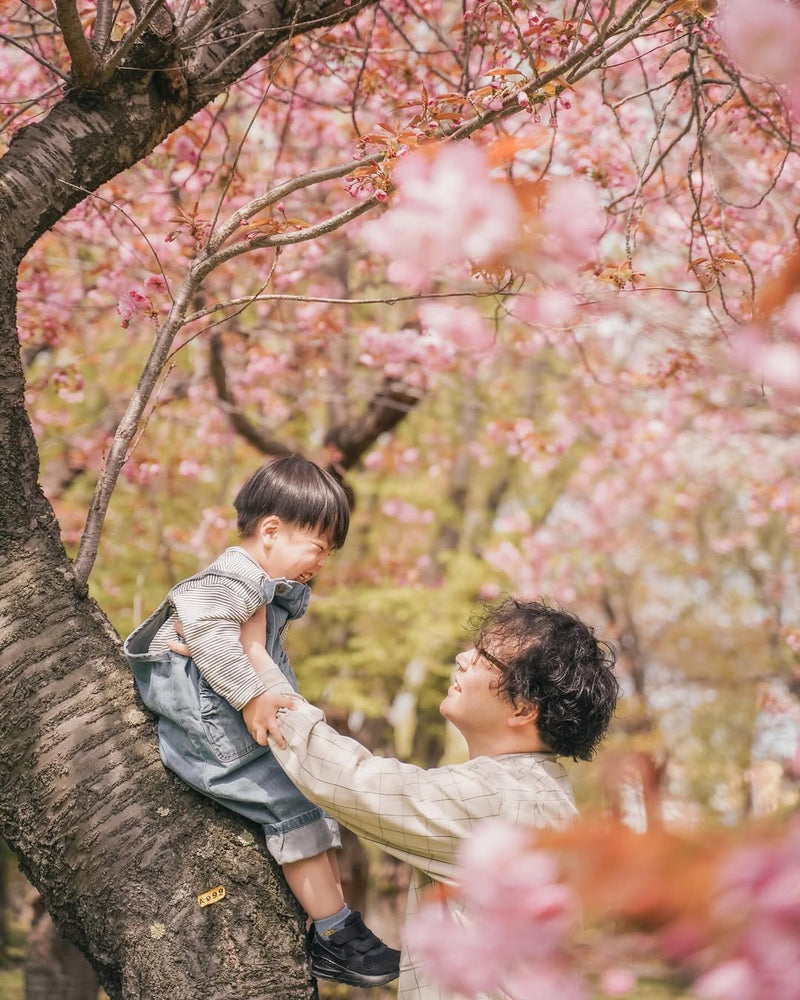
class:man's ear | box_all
[257,515,281,548]
[508,703,539,728]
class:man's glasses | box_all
[475,645,510,673]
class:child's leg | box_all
[326,848,343,896]
[282,851,345,920]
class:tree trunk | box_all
[0,252,314,994]
[0,2,373,996]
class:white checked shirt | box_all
[261,666,579,1000]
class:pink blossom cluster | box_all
[117,286,155,328]
[361,143,520,291]
[358,305,494,378]
[695,819,800,1000]
[732,294,800,400]
[418,303,496,356]
[541,176,605,267]
[717,0,800,116]
[380,499,435,524]
[406,820,583,1000]
[358,326,442,379]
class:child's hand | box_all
[243,690,294,748]
[167,616,190,656]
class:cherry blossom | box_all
[717,0,800,114]
[418,302,496,356]
[361,143,520,291]
[407,821,581,998]
[116,287,153,328]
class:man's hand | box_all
[167,610,295,747]
[242,690,294,748]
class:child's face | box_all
[260,520,333,583]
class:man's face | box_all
[263,521,332,583]
[439,642,517,743]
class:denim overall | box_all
[124,568,340,863]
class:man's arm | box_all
[242,618,577,879]
[242,628,496,881]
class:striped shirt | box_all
[258,662,579,1000]
[148,547,308,710]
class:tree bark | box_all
[0,1,374,996]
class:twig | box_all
[0,31,68,80]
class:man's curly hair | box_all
[473,597,619,762]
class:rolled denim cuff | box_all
[265,813,342,864]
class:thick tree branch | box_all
[92,0,115,53]
[208,331,294,457]
[324,378,422,470]
[100,0,173,82]
[209,327,421,473]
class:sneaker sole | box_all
[310,960,400,988]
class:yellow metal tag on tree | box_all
[197,885,226,907]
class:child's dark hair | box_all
[234,455,351,548]
[474,597,619,762]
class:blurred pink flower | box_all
[419,302,496,355]
[600,968,637,996]
[541,177,604,265]
[732,325,800,398]
[362,143,520,290]
[407,821,580,998]
[530,288,578,326]
[171,135,200,164]
[695,958,760,1000]
[359,324,454,376]
[717,0,800,112]
[502,960,585,1000]
[405,904,504,996]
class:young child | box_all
[124,455,400,987]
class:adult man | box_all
[240,596,619,1000]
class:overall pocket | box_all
[198,678,263,763]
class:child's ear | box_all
[257,515,281,548]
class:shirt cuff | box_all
[226,673,268,710]
[256,663,295,698]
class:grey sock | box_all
[313,904,352,938]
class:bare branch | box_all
[72,270,197,586]
[53,0,98,85]
[100,0,172,82]
[182,288,516,325]
[0,31,68,81]
[198,192,382,277]
[206,152,385,253]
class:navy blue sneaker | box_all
[309,911,401,988]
